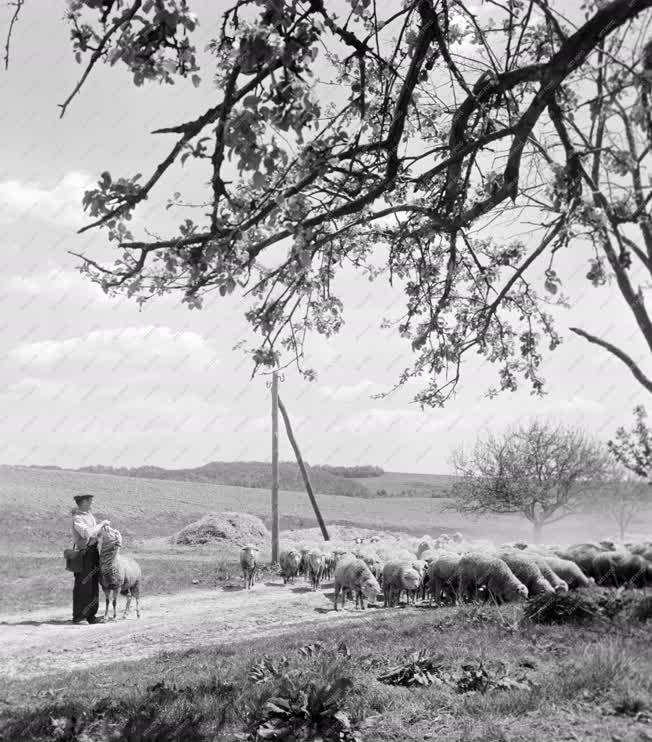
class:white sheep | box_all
[97,525,141,620]
[382,561,421,608]
[497,549,555,597]
[307,548,326,591]
[240,544,259,590]
[279,548,302,584]
[333,558,380,611]
[412,559,428,600]
[428,552,461,606]
[542,556,592,589]
[458,552,528,604]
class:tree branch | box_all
[569,326,652,393]
[3,0,24,71]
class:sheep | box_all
[333,558,380,611]
[412,559,428,600]
[418,548,438,564]
[558,543,610,577]
[97,525,141,620]
[323,553,336,581]
[382,561,421,608]
[497,549,555,596]
[428,552,461,606]
[298,547,311,578]
[307,548,326,591]
[458,552,528,605]
[416,538,434,559]
[528,554,568,593]
[452,532,464,543]
[592,551,652,589]
[542,556,592,590]
[240,544,259,590]
[626,542,652,562]
[279,548,302,584]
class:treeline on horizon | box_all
[24,461,453,499]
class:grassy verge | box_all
[2,598,651,742]
[0,555,263,615]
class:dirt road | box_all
[0,580,375,680]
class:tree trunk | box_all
[532,521,543,544]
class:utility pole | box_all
[278,395,330,542]
[271,369,280,563]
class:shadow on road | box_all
[290,586,313,594]
[0,618,73,627]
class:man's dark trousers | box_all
[73,545,100,622]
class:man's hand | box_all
[100,520,111,528]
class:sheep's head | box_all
[98,525,122,552]
[554,581,569,593]
[361,577,380,602]
[402,568,421,591]
[515,583,529,600]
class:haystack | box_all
[174,511,268,546]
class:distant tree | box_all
[608,405,652,479]
[450,420,610,543]
[317,465,384,478]
[598,463,651,541]
[6,1,652,403]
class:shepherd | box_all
[67,494,111,624]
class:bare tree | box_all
[5,1,652,403]
[597,465,650,542]
[450,420,610,543]
[608,405,652,479]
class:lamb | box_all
[428,552,461,606]
[542,556,592,590]
[458,552,528,605]
[97,525,141,620]
[307,548,326,591]
[497,549,555,596]
[382,561,421,607]
[279,548,302,584]
[592,550,652,589]
[333,558,380,611]
[240,544,259,590]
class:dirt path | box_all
[0,580,375,680]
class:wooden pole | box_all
[277,395,330,542]
[271,370,280,563]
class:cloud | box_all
[318,379,385,402]
[331,406,462,436]
[8,325,221,375]
[0,171,94,228]
[3,267,114,306]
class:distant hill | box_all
[350,471,457,498]
[76,461,374,498]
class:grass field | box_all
[350,471,457,497]
[3,465,650,557]
[2,600,651,741]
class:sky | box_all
[0,1,649,474]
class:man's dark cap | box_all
[73,494,94,504]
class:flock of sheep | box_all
[239,533,652,611]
